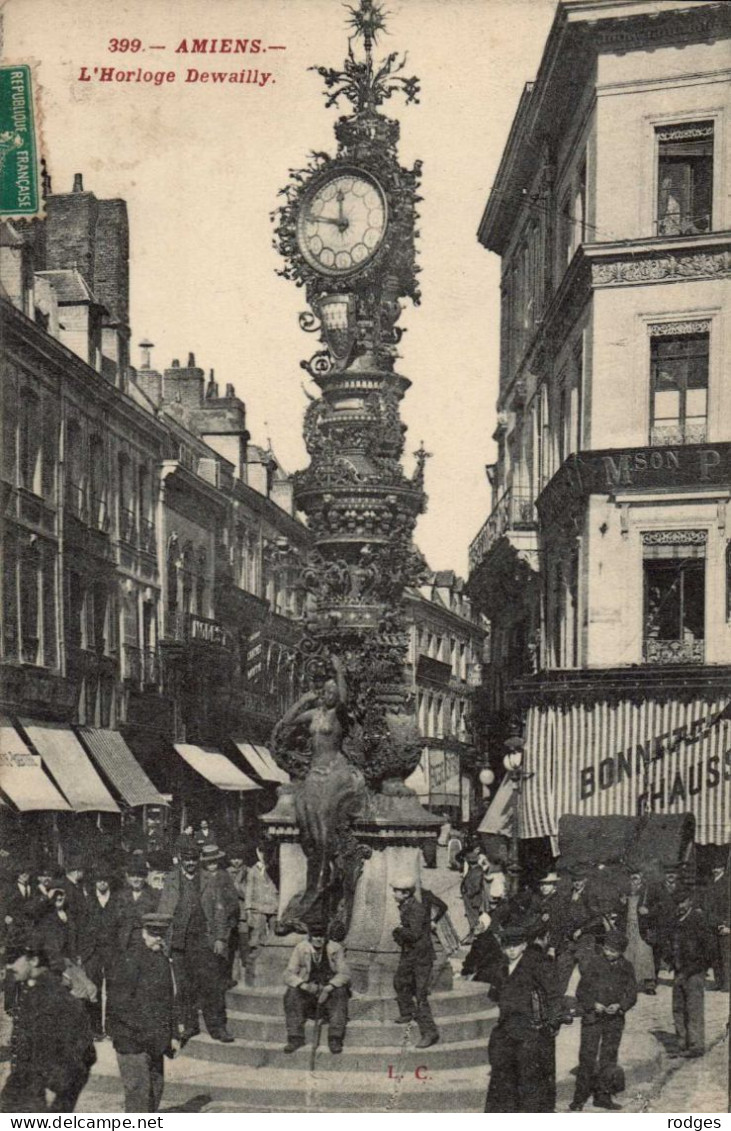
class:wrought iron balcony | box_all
[644,637,704,665]
[468,488,536,573]
[650,422,707,447]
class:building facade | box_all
[468,0,731,865]
[0,173,310,859]
[404,571,486,825]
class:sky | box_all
[3,0,557,576]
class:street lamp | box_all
[502,734,531,895]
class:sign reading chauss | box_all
[520,697,731,846]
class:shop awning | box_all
[0,717,72,812]
[478,775,515,836]
[77,727,169,808]
[521,696,731,846]
[19,719,119,813]
[174,744,260,791]
[232,740,290,784]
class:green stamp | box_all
[0,65,39,216]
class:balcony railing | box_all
[468,488,536,573]
[644,637,704,665]
[656,211,711,237]
[163,610,231,649]
[650,421,707,447]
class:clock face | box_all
[297,169,388,277]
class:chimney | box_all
[139,339,154,370]
[73,173,84,193]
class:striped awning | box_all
[0,717,72,812]
[174,744,260,792]
[521,696,731,846]
[77,727,168,808]
[19,719,119,813]
[231,741,290,785]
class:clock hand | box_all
[308,213,344,227]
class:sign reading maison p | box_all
[0,66,39,216]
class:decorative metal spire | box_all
[310,0,419,114]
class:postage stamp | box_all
[0,64,40,215]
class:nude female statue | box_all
[273,655,365,929]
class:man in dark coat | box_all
[78,864,121,1039]
[460,849,484,941]
[391,878,439,1049]
[462,915,504,984]
[642,864,681,976]
[668,892,713,1058]
[107,913,183,1113]
[702,864,730,991]
[157,844,234,1043]
[570,929,638,1111]
[117,860,158,952]
[484,921,562,1113]
[1,864,38,1012]
[35,884,80,971]
[62,859,88,925]
[0,945,96,1113]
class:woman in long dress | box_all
[624,870,656,993]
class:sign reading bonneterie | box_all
[521,697,731,845]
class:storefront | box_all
[520,694,731,850]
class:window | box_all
[41,399,57,502]
[643,530,706,664]
[2,529,18,660]
[3,377,17,485]
[19,542,40,664]
[42,548,57,667]
[19,392,41,494]
[657,122,713,236]
[650,327,708,446]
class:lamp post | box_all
[502,735,532,895]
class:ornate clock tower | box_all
[268,0,441,986]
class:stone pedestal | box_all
[256,784,446,995]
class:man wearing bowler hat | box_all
[391,876,440,1049]
[157,843,234,1042]
[570,929,637,1111]
[78,862,120,1040]
[484,921,561,1113]
[118,858,158,952]
[107,912,183,1112]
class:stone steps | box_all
[185,1030,491,1071]
[225,1005,496,1045]
[87,1060,487,1113]
[228,978,489,1021]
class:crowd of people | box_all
[0,823,279,1113]
[459,856,729,1112]
[0,820,727,1115]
